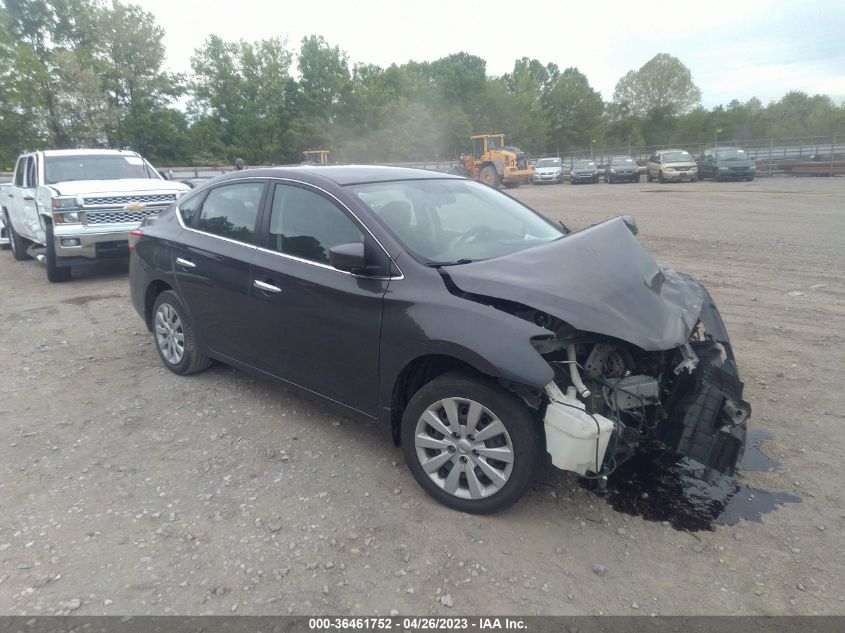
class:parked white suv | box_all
[2,149,189,282]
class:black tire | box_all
[401,371,542,514]
[151,290,212,375]
[503,181,520,189]
[747,176,755,182]
[5,211,30,261]
[479,165,501,188]
[45,222,72,282]
[658,171,665,183]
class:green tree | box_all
[544,68,604,153]
[99,1,185,160]
[190,35,295,164]
[612,53,702,117]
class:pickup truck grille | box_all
[86,208,165,225]
[82,193,177,206]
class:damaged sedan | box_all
[129,166,750,514]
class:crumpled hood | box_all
[445,217,706,351]
[47,179,189,197]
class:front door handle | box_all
[175,257,196,268]
[254,279,282,294]
[23,195,34,201]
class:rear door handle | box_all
[253,279,282,294]
[175,257,196,268]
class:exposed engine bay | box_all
[536,311,751,483]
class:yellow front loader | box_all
[455,134,534,188]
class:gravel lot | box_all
[0,177,843,616]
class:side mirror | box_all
[329,242,366,273]
[621,214,638,235]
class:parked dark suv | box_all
[697,147,757,181]
[129,166,750,514]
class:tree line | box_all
[1,0,843,170]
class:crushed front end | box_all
[535,290,750,482]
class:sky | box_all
[136,0,845,108]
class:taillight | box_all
[128,228,143,253]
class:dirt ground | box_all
[0,177,843,616]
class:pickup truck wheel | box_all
[45,222,71,282]
[152,290,212,375]
[5,211,30,261]
[401,371,541,514]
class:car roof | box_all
[38,149,142,158]
[214,165,462,187]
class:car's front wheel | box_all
[152,290,212,375]
[401,371,542,514]
[45,222,71,282]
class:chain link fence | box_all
[2,136,842,182]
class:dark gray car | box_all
[570,160,600,184]
[605,156,640,183]
[129,166,750,514]
[697,147,757,181]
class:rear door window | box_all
[196,181,265,243]
[25,157,36,187]
[13,158,26,187]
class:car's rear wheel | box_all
[5,211,30,261]
[152,290,212,375]
[45,222,72,282]
[401,371,542,514]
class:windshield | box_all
[716,148,747,160]
[348,179,564,265]
[611,157,635,165]
[573,161,596,169]
[43,154,158,184]
[662,151,692,163]
[536,158,561,168]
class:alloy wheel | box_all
[414,397,514,500]
[155,303,185,365]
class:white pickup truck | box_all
[2,149,189,282]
